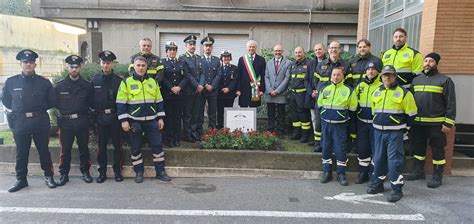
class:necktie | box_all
[251,55,254,63]
[207,57,211,64]
[275,59,280,78]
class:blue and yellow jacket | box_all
[371,84,417,130]
[382,43,423,85]
[318,81,357,124]
[116,73,165,122]
[353,74,382,123]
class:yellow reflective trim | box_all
[413,85,443,93]
[350,134,357,139]
[130,107,141,115]
[345,73,353,79]
[414,155,425,161]
[336,111,346,118]
[389,115,401,124]
[301,122,311,126]
[292,122,301,127]
[146,69,158,75]
[314,136,321,141]
[315,131,321,136]
[156,65,164,71]
[351,74,362,79]
[415,117,446,123]
[291,73,306,79]
[150,106,156,113]
[433,159,446,165]
[320,77,329,82]
[445,118,455,125]
[313,72,321,78]
[397,75,407,83]
[301,125,311,130]
[289,88,306,93]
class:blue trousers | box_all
[321,121,348,174]
[357,120,375,172]
[373,129,405,191]
[129,120,165,174]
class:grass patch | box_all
[0,130,60,146]
[279,138,313,153]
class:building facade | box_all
[31,0,359,64]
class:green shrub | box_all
[201,128,279,150]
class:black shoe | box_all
[337,173,348,186]
[135,172,144,183]
[44,176,57,189]
[82,171,93,183]
[387,190,403,202]
[8,179,28,193]
[114,172,124,182]
[156,171,172,182]
[427,164,444,188]
[367,183,384,194]
[405,160,426,181]
[320,172,332,183]
[96,173,107,183]
[355,171,369,184]
[173,140,181,147]
[56,174,69,186]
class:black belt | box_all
[61,113,86,120]
[19,111,45,118]
[96,108,116,114]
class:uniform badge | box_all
[351,63,357,67]
[394,92,401,98]
[131,84,139,90]
[374,91,381,97]
[303,65,307,69]
[94,86,101,89]
[403,53,410,58]
[385,54,391,59]
[60,91,70,95]
[341,91,347,97]
[321,65,328,70]
[148,83,154,89]
[323,90,331,97]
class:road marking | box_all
[324,193,394,206]
[0,207,425,221]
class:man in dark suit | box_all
[264,44,291,138]
[198,36,221,130]
[236,40,266,107]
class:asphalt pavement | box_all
[0,174,473,223]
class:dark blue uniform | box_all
[216,63,238,129]
[55,75,94,182]
[2,73,56,188]
[179,52,204,141]
[161,57,190,146]
[91,71,124,180]
[199,55,220,130]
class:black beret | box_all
[200,36,215,45]
[16,49,38,62]
[425,52,441,64]
[98,50,116,61]
[65,55,83,68]
[184,34,197,44]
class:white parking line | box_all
[0,207,425,221]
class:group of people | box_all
[3,27,456,203]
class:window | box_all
[370,0,385,20]
[404,13,422,50]
[385,0,404,16]
[328,35,357,55]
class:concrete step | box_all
[0,145,472,178]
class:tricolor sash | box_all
[243,54,260,101]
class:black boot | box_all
[313,141,322,152]
[355,170,369,184]
[114,170,124,182]
[405,159,426,181]
[387,190,403,202]
[156,171,172,182]
[289,127,301,140]
[135,171,144,183]
[56,174,69,186]
[337,173,348,186]
[82,170,93,183]
[299,129,309,143]
[427,164,444,188]
[96,172,107,183]
[367,181,384,194]
[44,176,57,188]
[320,172,332,183]
[8,179,28,193]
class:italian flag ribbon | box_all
[243,54,260,99]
